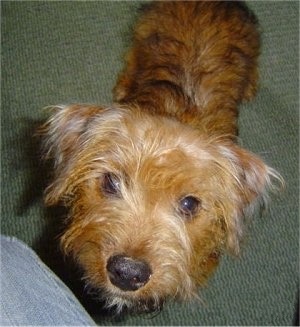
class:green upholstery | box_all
[2,1,298,325]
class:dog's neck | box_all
[115,79,239,141]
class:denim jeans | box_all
[0,235,96,326]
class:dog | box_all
[42,1,282,313]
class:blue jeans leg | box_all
[0,235,96,326]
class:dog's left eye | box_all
[178,196,201,218]
[101,173,121,197]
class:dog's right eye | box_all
[101,173,121,197]
[178,195,201,218]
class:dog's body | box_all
[115,1,260,138]
[43,1,281,313]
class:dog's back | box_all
[114,1,260,137]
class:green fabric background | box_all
[1,1,299,325]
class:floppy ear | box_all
[214,142,283,255]
[41,104,105,205]
[42,104,103,166]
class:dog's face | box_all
[43,104,277,312]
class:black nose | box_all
[106,254,152,291]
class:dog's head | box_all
[42,104,282,312]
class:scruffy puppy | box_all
[42,1,281,313]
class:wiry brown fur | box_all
[114,1,260,137]
[41,1,282,313]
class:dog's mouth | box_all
[106,293,164,315]
[131,297,164,314]
[102,254,165,314]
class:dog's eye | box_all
[178,196,201,218]
[102,173,121,197]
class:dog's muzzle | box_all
[106,254,152,291]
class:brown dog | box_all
[42,1,282,313]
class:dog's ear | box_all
[40,104,105,205]
[42,104,103,166]
[213,142,283,255]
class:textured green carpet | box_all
[2,1,299,325]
